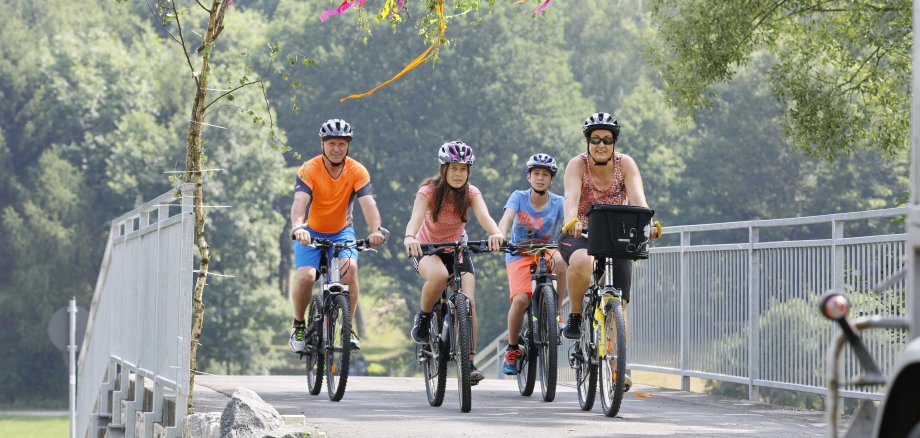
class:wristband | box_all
[404,234,416,239]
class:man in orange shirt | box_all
[289,118,386,352]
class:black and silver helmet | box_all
[318,118,354,139]
[582,112,620,139]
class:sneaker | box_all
[624,370,632,392]
[289,324,306,352]
[501,347,523,375]
[562,313,582,340]
[470,363,485,384]
[350,330,361,350]
[410,312,432,344]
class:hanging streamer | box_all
[320,0,366,23]
[533,0,552,14]
[340,1,445,102]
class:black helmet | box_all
[583,112,620,140]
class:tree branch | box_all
[144,0,182,45]
[172,0,200,88]
[202,80,260,112]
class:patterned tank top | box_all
[576,152,628,228]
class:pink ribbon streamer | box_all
[533,0,552,14]
[320,0,365,23]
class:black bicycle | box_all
[415,239,488,413]
[500,243,560,402]
[565,205,655,417]
[299,228,388,402]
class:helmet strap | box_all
[531,187,547,196]
[322,143,349,167]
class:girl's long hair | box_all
[419,164,470,223]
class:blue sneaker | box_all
[501,347,523,375]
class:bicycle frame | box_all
[587,257,623,358]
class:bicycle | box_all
[563,205,656,417]
[297,228,389,402]
[499,242,560,402]
[415,238,489,413]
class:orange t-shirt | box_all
[294,156,372,234]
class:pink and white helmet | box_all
[438,141,475,165]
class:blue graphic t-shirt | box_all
[503,189,565,264]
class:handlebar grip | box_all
[562,218,578,233]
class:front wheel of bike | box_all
[576,303,597,411]
[325,294,351,401]
[537,285,559,402]
[516,307,536,397]
[453,294,473,413]
[599,296,627,417]
[424,304,448,407]
[305,299,324,396]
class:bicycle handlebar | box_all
[419,239,491,256]
[499,243,559,256]
[304,227,390,252]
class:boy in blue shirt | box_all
[496,153,567,375]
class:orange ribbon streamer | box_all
[340,1,445,102]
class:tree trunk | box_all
[186,0,222,414]
[279,226,291,298]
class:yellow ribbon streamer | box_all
[340,0,445,102]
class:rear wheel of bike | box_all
[325,294,351,401]
[453,294,473,412]
[537,285,559,402]
[424,303,448,407]
[305,299,324,395]
[576,303,597,411]
[599,296,627,417]
[516,307,536,397]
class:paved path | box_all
[194,375,833,437]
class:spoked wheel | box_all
[452,294,473,413]
[305,299,324,396]
[537,285,559,402]
[423,304,448,407]
[598,296,627,417]
[516,307,536,396]
[575,303,597,411]
[325,294,351,401]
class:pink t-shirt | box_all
[415,183,482,243]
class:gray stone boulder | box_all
[185,412,221,438]
[219,387,285,438]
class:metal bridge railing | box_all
[478,207,910,402]
[77,184,194,438]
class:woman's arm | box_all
[404,193,429,257]
[471,195,504,251]
[620,154,658,238]
[562,156,584,236]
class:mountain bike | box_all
[564,205,655,417]
[299,228,389,402]
[500,242,560,402]
[415,238,488,413]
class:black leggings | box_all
[558,234,633,302]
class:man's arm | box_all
[291,191,312,245]
[357,194,385,246]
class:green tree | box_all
[648,0,910,160]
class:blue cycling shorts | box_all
[293,226,358,269]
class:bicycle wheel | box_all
[575,302,597,411]
[537,285,559,402]
[325,294,351,401]
[452,294,473,413]
[598,296,627,417]
[305,299,324,396]
[424,303,448,407]
[516,307,536,397]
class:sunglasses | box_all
[588,137,615,145]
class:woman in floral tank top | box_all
[558,113,660,392]
[403,141,504,384]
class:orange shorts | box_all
[506,253,555,301]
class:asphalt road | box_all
[193,375,832,438]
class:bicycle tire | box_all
[538,284,559,402]
[598,295,627,417]
[424,303,448,407]
[325,294,351,401]
[453,294,473,413]
[576,301,597,411]
[516,307,536,396]
[305,299,324,396]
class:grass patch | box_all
[0,415,68,438]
